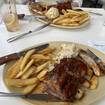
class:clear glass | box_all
[1,0,19,32]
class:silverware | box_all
[89,11,103,16]
[86,49,105,75]
[18,14,46,21]
[0,92,61,101]
[0,92,49,100]
[74,9,102,16]
[7,20,52,43]
[86,49,101,61]
[92,44,105,46]
[0,43,49,65]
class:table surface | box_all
[0,5,105,105]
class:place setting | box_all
[0,0,92,43]
[1,0,105,105]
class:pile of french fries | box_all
[6,47,55,94]
[52,9,90,27]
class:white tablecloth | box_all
[0,5,105,105]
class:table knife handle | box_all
[0,53,19,65]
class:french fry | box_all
[52,9,89,26]
[22,83,39,94]
[21,66,36,79]
[56,18,72,24]
[36,61,49,73]
[6,61,20,79]
[9,57,23,79]
[90,75,98,90]
[31,54,50,60]
[78,16,89,25]
[37,69,48,81]
[72,14,88,23]
[53,15,69,24]
[20,49,35,71]
[16,59,34,78]
[38,47,55,55]
[6,77,38,87]
[21,70,47,94]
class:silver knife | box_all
[0,92,61,102]
[7,20,52,43]
[0,43,49,65]
[86,49,101,61]
[18,14,46,21]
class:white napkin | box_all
[88,41,105,53]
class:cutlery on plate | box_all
[0,92,61,101]
[0,43,49,65]
[7,20,52,43]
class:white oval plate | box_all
[3,41,105,105]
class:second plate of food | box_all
[28,1,90,29]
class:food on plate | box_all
[29,0,72,15]
[16,59,34,78]
[21,66,36,79]
[6,77,38,87]
[89,75,98,90]
[29,2,47,15]
[20,49,35,71]
[45,57,87,101]
[29,1,90,27]
[7,56,23,79]
[4,43,105,102]
[47,1,72,13]
[52,9,89,26]
[45,7,59,19]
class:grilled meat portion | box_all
[45,58,88,101]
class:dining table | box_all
[0,4,105,105]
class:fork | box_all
[7,20,52,43]
[0,92,26,98]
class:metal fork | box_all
[7,20,52,43]
[0,92,26,98]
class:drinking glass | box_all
[1,0,19,32]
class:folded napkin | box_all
[88,41,105,53]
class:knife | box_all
[0,92,61,102]
[86,49,101,61]
[0,43,49,65]
[18,14,46,21]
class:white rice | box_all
[48,43,79,71]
